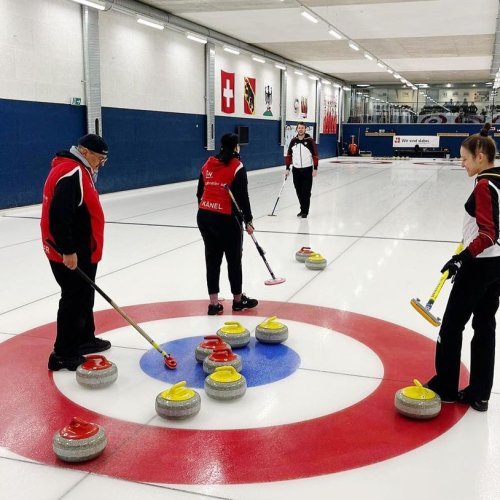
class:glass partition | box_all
[346,84,495,124]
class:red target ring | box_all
[0,300,468,484]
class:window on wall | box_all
[347,85,492,124]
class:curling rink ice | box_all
[1,156,499,500]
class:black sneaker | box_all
[208,303,224,316]
[423,383,456,403]
[48,352,86,371]
[301,213,308,218]
[232,294,258,311]
[457,390,489,412]
[78,338,111,355]
[297,212,303,217]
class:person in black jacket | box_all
[41,134,111,371]
[196,133,258,315]
[284,122,319,218]
[425,123,500,412]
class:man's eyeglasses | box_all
[89,150,108,165]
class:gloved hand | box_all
[440,249,472,281]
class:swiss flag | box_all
[221,70,235,114]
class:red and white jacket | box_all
[197,155,253,223]
[41,151,104,263]
[462,168,500,258]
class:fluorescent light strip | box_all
[328,27,342,39]
[309,75,319,80]
[322,80,332,85]
[186,33,207,44]
[348,41,359,51]
[294,70,303,76]
[364,53,373,61]
[387,69,394,74]
[224,46,240,55]
[252,56,266,63]
[275,63,286,70]
[377,62,386,69]
[137,18,164,30]
[70,0,105,9]
[301,10,319,23]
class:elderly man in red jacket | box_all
[41,134,111,371]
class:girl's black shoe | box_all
[48,352,86,371]
[457,390,489,412]
[208,303,223,315]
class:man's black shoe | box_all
[301,213,308,218]
[48,352,86,371]
[208,303,224,316]
[457,390,489,412]
[232,294,258,311]
[78,338,111,355]
[297,212,303,217]
[423,383,456,403]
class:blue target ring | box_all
[140,336,301,388]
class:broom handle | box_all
[426,242,464,309]
[47,240,168,358]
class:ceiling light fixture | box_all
[364,53,373,61]
[224,46,240,55]
[348,41,360,51]
[309,75,319,80]
[387,69,394,74]
[294,70,304,76]
[70,0,106,9]
[377,62,386,69]
[301,9,319,24]
[252,56,266,63]
[186,33,207,44]
[328,27,342,39]
[322,80,332,85]
[275,63,286,70]
[137,17,164,30]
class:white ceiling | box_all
[138,0,499,86]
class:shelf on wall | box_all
[365,132,396,136]
[437,133,470,137]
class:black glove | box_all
[440,249,472,281]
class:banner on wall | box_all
[263,85,273,116]
[393,135,440,148]
[321,94,338,134]
[244,76,256,115]
[221,70,235,114]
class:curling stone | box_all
[305,253,327,270]
[295,246,315,263]
[255,316,288,344]
[195,335,231,363]
[203,346,242,374]
[205,366,247,401]
[155,381,201,420]
[53,417,107,462]
[394,379,441,419]
[216,321,250,348]
[76,355,118,388]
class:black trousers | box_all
[292,166,313,215]
[50,260,97,357]
[197,209,243,295]
[428,257,500,400]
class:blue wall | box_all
[0,98,338,209]
[0,98,86,208]
[342,123,500,157]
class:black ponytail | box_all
[462,122,496,162]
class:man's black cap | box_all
[78,134,109,155]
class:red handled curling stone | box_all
[255,316,288,344]
[394,379,441,420]
[76,355,118,388]
[155,381,201,420]
[305,253,327,270]
[53,417,107,462]
[295,246,315,263]
[195,335,231,363]
[203,346,242,374]
[216,321,250,349]
[205,366,247,401]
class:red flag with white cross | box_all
[221,70,235,114]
